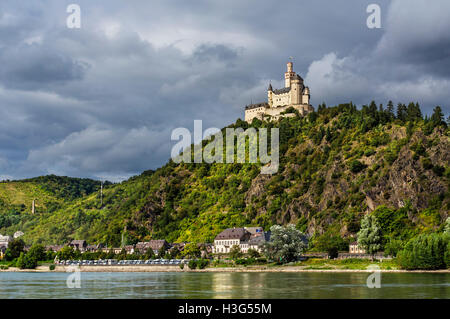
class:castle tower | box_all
[302,86,310,104]
[267,83,273,107]
[284,62,295,87]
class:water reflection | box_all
[0,272,448,299]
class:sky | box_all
[0,0,449,182]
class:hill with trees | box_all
[0,102,448,252]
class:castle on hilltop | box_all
[244,62,314,123]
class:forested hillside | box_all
[0,102,448,248]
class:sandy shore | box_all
[1,265,449,273]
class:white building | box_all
[213,227,270,254]
[244,62,314,123]
[0,234,11,248]
[349,241,366,254]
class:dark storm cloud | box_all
[0,44,89,89]
[0,0,448,181]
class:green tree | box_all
[229,245,243,259]
[181,243,201,259]
[396,103,407,122]
[349,159,367,173]
[386,100,394,119]
[16,252,38,269]
[384,238,404,257]
[5,238,25,261]
[144,247,155,260]
[247,248,260,258]
[397,233,447,270]
[27,244,46,262]
[157,246,167,259]
[430,106,446,127]
[357,214,382,256]
[57,246,76,260]
[406,102,422,122]
[263,224,307,264]
[314,232,347,259]
[188,259,197,269]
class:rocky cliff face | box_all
[235,123,449,238]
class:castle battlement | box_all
[244,62,314,123]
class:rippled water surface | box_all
[0,272,449,299]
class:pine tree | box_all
[406,102,423,122]
[396,103,407,122]
[431,106,445,127]
[386,100,394,118]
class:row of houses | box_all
[46,239,173,256]
[2,229,369,260]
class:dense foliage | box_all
[397,233,449,270]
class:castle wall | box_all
[272,92,290,108]
[244,106,266,122]
[245,104,314,123]
[302,94,309,104]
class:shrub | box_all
[188,259,197,269]
[179,263,184,270]
[197,259,209,269]
[49,264,56,271]
[349,160,367,173]
[432,165,445,176]
[364,149,376,157]
[16,252,38,269]
[235,258,256,266]
[421,157,433,170]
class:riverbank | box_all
[1,264,449,273]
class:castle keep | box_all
[244,62,314,123]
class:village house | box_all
[85,244,104,252]
[101,247,123,254]
[45,245,64,252]
[0,234,11,248]
[135,240,170,255]
[213,227,270,254]
[171,242,186,253]
[123,245,135,254]
[349,241,366,254]
[69,240,88,252]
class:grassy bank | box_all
[294,258,399,270]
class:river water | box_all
[0,272,448,299]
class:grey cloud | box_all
[0,0,448,181]
[0,44,89,90]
